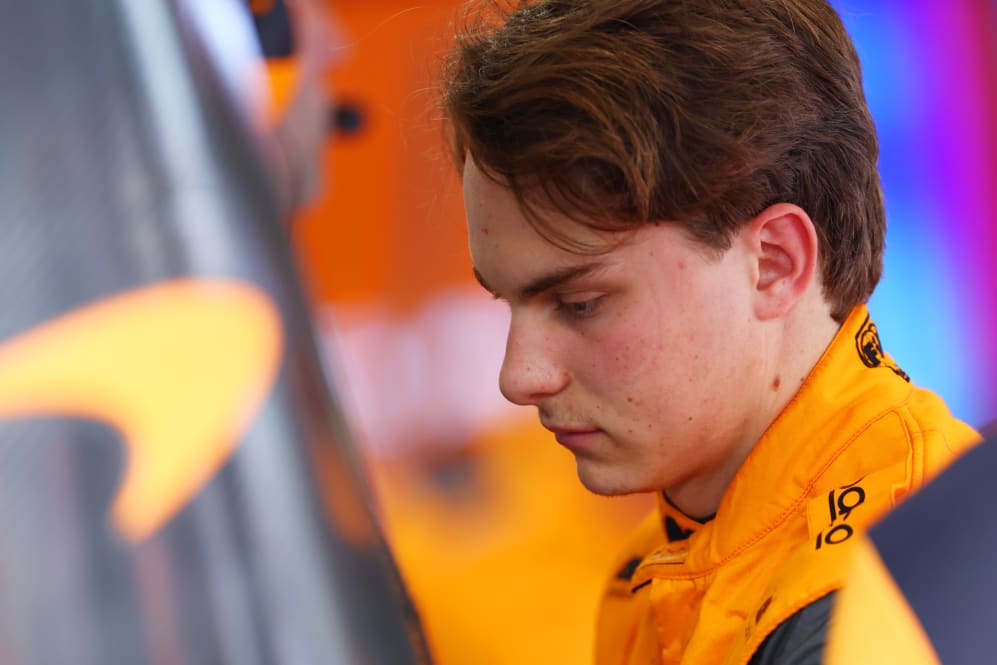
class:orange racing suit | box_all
[595,305,981,665]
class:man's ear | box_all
[742,203,820,321]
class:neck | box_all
[667,293,842,517]
[762,297,843,423]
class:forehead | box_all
[462,158,612,266]
[464,161,594,295]
[461,158,729,311]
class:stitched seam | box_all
[639,398,916,580]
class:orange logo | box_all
[0,279,283,541]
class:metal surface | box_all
[0,1,430,663]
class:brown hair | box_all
[442,0,885,322]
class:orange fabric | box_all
[595,306,980,665]
[825,538,941,665]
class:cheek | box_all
[582,311,678,407]
[588,297,742,424]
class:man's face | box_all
[464,159,769,501]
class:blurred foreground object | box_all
[0,1,429,663]
[827,429,997,664]
[252,0,343,214]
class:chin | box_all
[575,458,652,497]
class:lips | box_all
[542,423,602,451]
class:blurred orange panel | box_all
[295,0,469,311]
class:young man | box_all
[441,1,981,663]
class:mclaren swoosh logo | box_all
[0,279,283,541]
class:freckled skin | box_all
[463,159,777,509]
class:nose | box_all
[498,315,569,406]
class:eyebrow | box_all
[472,262,606,302]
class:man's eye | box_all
[556,297,602,318]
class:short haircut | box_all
[442,0,886,322]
